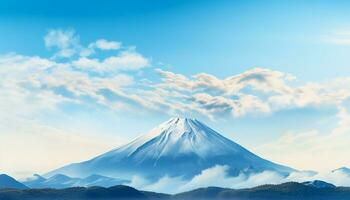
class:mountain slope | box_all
[46,117,294,180]
[0,174,28,189]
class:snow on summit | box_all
[122,117,249,158]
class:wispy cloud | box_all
[44,29,81,58]
[255,106,350,171]
[323,30,350,45]
[44,29,125,58]
[142,68,350,119]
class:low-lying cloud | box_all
[127,165,350,194]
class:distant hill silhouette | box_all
[302,180,336,189]
[1,182,350,200]
[173,182,350,200]
[0,174,28,189]
[0,185,147,200]
[23,173,127,188]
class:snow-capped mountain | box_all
[46,117,294,181]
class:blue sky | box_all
[1,0,350,80]
[1,0,350,178]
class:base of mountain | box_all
[1,182,350,200]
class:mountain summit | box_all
[46,117,293,180]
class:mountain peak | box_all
[147,117,211,138]
[46,118,294,179]
[133,117,234,157]
[163,117,200,129]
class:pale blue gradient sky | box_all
[1,0,350,178]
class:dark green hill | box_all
[0,185,147,200]
[2,182,350,200]
[174,182,350,200]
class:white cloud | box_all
[73,51,149,73]
[143,176,186,194]
[128,176,152,189]
[44,29,78,49]
[149,68,350,119]
[191,93,270,118]
[89,39,121,50]
[44,29,123,58]
[268,78,350,109]
[0,29,151,117]
[156,68,294,95]
[152,68,286,118]
[44,29,81,58]
[178,165,238,192]
[0,54,70,118]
